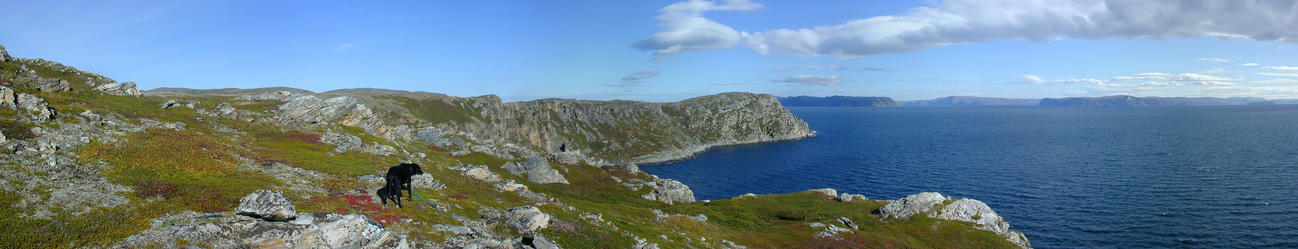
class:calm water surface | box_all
[642,106,1298,249]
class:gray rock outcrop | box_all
[0,86,15,109]
[93,82,142,96]
[235,189,297,221]
[503,157,569,184]
[115,211,403,249]
[807,188,837,197]
[875,192,1032,249]
[505,206,551,233]
[34,78,71,92]
[16,93,56,121]
[531,233,563,249]
[641,178,695,204]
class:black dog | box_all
[385,163,424,201]
[376,175,402,208]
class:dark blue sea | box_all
[642,106,1298,249]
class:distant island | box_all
[1038,95,1270,106]
[901,96,1039,106]
[778,96,899,107]
[785,95,1298,107]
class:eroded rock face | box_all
[505,206,551,233]
[875,192,1032,249]
[235,189,297,221]
[642,178,695,204]
[34,78,70,92]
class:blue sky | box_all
[3,0,1298,101]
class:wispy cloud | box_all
[1197,57,1229,63]
[1258,72,1298,77]
[1169,73,1237,85]
[773,64,847,71]
[1252,78,1298,84]
[639,0,1298,57]
[772,75,842,86]
[1263,66,1298,71]
[609,69,661,88]
[621,69,661,81]
[1019,75,1105,85]
[1199,68,1226,74]
[1242,63,1260,66]
[1112,72,1173,81]
[860,67,893,72]
[335,43,355,52]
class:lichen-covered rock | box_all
[807,188,837,197]
[875,192,947,220]
[235,189,297,221]
[462,166,501,182]
[494,180,528,192]
[503,157,569,184]
[838,193,867,202]
[16,93,56,121]
[934,199,1032,249]
[94,82,142,96]
[505,206,551,233]
[837,217,858,230]
[33,78,70,92]
[642,178,695,204]
[531,233,563,249]
[160,99,198,109]
[115,211,403,249]
[0,86,14,109]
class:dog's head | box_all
[402,163,424,175]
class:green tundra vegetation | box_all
[0,54,1016,249]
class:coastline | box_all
[632,130,817,166]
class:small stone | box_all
[837,217,858,230]
[505,206,550,233]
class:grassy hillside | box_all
[0,48,1019,248]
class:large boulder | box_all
[462,165,501,182]
[94,82,142,96]
[505,206,551,233]
[641,178,695,204]
[503,157,569,184]
[530,233,563,249]
[16,93,56,121]
[235,189,297,221]
[934,199,1032,249]
[807,188,837,197]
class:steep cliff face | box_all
[321,89,816,164]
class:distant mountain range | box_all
[900,96,1039,106]
[784,95,1298,107]
[778,96,899,107]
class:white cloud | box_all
[1020,75,1105,85]
[632,0,763,55]
[1242,63,1260,66]
[1112,72,1173,81]
[772,64,847,71]
[1252,78,1298,84]
[771,75,842,86]
[1259,72,1298,77]
[860,67,892,72]
[335,43,354,52]
[1263,66,1298,71]
[1199,68,1226,74]
[1197,58,1229,63]
[640,0,1298,57]
[1140,81,1184,87]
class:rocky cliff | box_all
[1,44,1027,249]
